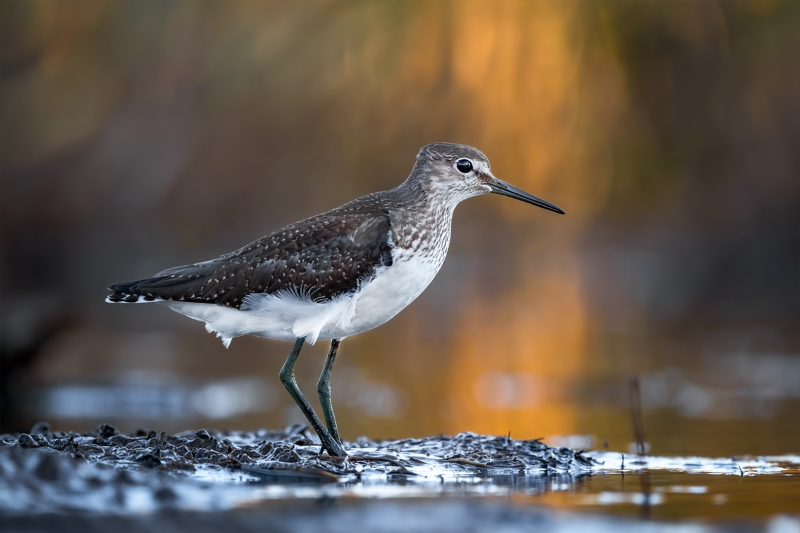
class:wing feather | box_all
[107,199,394,309]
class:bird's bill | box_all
[488,178,565,214]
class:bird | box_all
[106,142,564,457]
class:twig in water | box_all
[629,376,646,456]
[444,457,490,468]
[629,375,650,519]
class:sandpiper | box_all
[106,142,564,457]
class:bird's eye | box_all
[456,159,473,173]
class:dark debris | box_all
[2,422,595,479]
[0,422,597,515]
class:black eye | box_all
[456,159,473,173]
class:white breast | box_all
[319,248,445,339]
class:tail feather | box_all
[106,278,161,303]
[107,259,223,304]
[106,272,210,304]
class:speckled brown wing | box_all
[107,203,394,308]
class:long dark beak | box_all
[489,177,565,214]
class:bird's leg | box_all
[279,338,347,457]
[317,339,342,445]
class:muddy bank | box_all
[1,422,594,515]
[3,422,798,533]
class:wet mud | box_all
[2,423,797,533]
[1,422,593,514]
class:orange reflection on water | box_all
[441,244,587,439]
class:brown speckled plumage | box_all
[107,194,399,308]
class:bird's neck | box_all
[385,179,455,256]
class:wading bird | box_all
[107,143,564,457]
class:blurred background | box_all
[1,0,798,457]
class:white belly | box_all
[162,250,445,347]
[320,250,443,339]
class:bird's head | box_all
[410,142,565,214]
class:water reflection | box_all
[641,351,800,419]
[29,377,272,420]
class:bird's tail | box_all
[105,264,217,303]
[106,279,162,303]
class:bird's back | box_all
[107,191,400,309]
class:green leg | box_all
[279,338,346,457]
[317,339,342,445]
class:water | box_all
[1,427,797,530]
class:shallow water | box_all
[230,453,800,524]
[1,426,797,531]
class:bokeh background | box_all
[2,0,798,457]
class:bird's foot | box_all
[314,427,347,457]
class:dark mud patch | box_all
[1,422,594,515]
[3,422,797,533]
